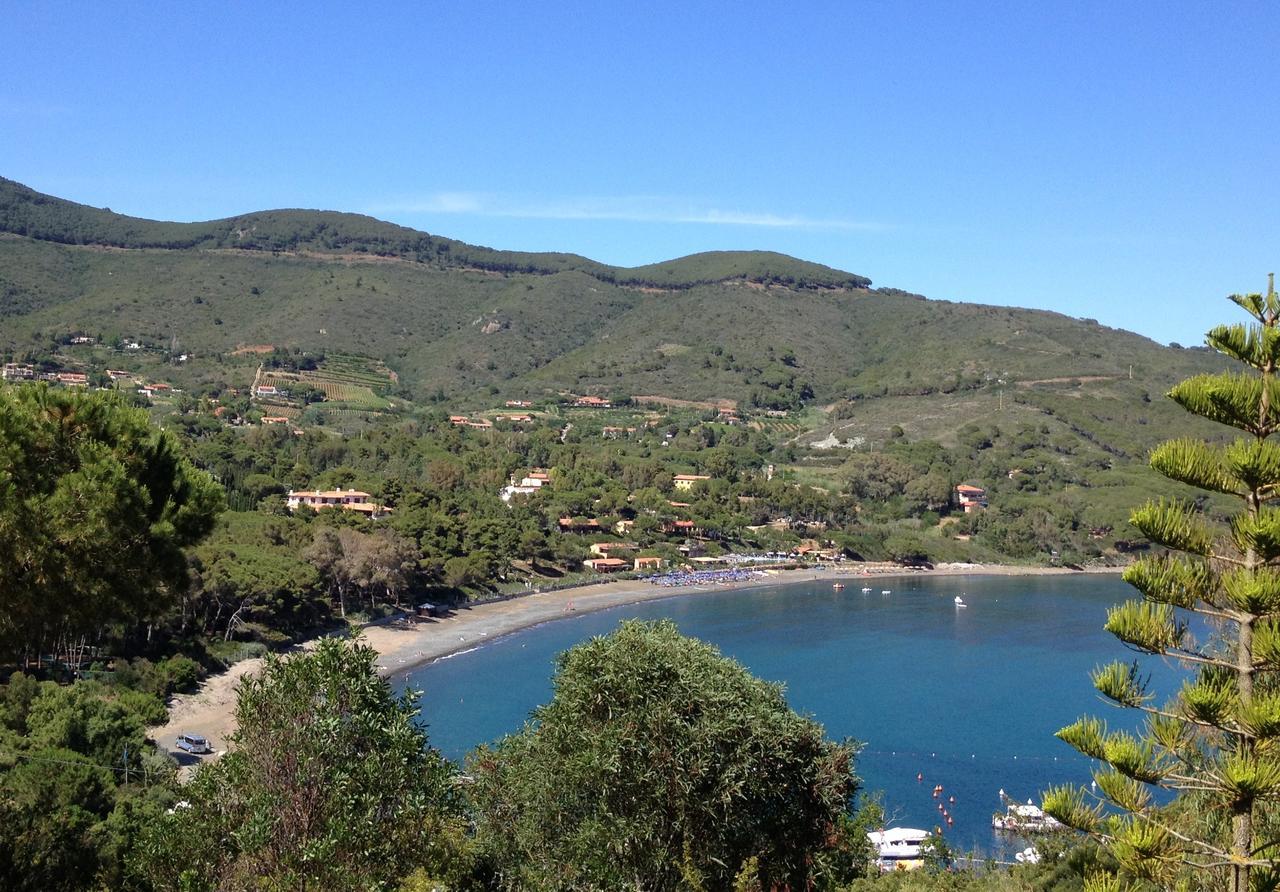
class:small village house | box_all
[573,395,612,408]
[286,488,392,518]
[589,542,637,557]
[673,474,711,492]
[500,468,551,502]
[583,557,628,572]
[559,517,602,533]
[955,484,988,513]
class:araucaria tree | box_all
[1046,276,1280,892]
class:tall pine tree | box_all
[1046,275,1280,892]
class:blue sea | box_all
[399,574,1178,857]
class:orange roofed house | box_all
[673,474,711,492]
[954,484,988,513]
[286,488,392,519]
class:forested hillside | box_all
[0,176,1222,411]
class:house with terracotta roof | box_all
[286,488,392,518]
[57,372,89,387]
[572,395,612,408]
[955,484,988,513]
[450,415,494,430]
[583,557,628,572]
[559,517,602,532]
[261,415,291,425]
[501,468,552,502]
[633,556,664,571]
[673,474,711,492]
[590,542,637,557]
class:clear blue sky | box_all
[4,2,1277,345]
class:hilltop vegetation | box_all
[0,176,1220,412]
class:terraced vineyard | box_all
[255,353,399,418]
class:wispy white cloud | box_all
[367,192,885,231]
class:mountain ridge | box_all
[0,176,871,291]
[0,176,1222,417]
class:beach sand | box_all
[154,562,1120,765]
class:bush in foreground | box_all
[467,619,868,890]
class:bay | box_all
[399,573,1180,856]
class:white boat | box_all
[954,596,966,607]
[1015,846,1040,864]
[867,827,929,871]
[861,587,873,593]
[881,589,892,595]
[992,793,1063,832]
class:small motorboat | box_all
[832,583,845,591]
[881,589,892,595]
[861,587,873,593]
[954,596,966,607]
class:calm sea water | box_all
[399,574,1178,856]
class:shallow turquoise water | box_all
[400,573,1178,856]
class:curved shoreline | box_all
[157,563,1122,762]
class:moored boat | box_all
[867,827,929,871]
[992,792,1062,832]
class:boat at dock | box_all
[991,792,1062,832]
[867,827,929,871]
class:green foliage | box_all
[1049,277,1280,891]
[134,636,457,891]
[467,619,865,890]
[0,386,223,664]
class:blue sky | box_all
[4,2,1277,345]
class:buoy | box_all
[917,773,923,782]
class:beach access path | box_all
[155,562,1120,766]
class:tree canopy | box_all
[467,619,867,890]
[0,386,223,665]
[136,636,459,891]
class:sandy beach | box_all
[155,562,1121,764]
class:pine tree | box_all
[1046,275,1280,892]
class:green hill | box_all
[0,176,1223,420]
